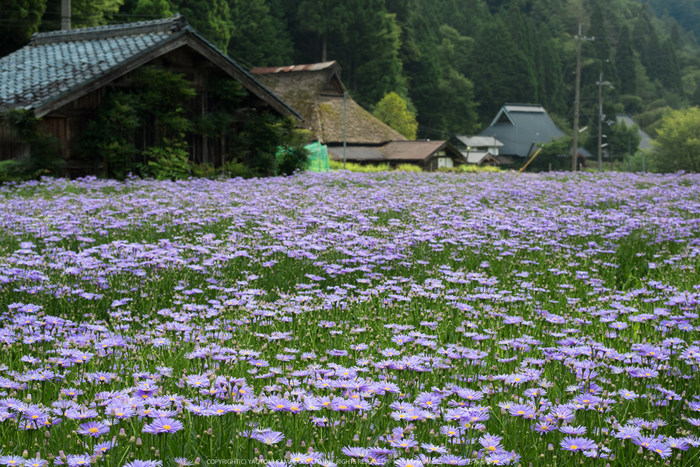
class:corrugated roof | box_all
[327,145,385,161]
[0,15,301,120]
[617,114,653,151]
[455,135,504,148]
[384,140,450,161]
[478,103,564,158]
[250,61,339,74]
[505,104,546,113]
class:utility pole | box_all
[597,73,613,172]
[61,0,71,30]
[571,24,594,172]
[343,91,347,169]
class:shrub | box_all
[143,140,192,180]
[329,160,391,172]
[394,163,422,172]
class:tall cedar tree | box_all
[504,1,539,103]
[616,25,637,95]
[296,0,352,62]
[538,24,566,116]
[587,2,619,90]
[226,0,294,67]
[344,1,406,105]
[470,17,539,123]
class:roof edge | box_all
[30,15,188,46]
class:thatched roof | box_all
[251,61,405,145]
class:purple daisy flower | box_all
[142,417,183,434]
[77,420,110,437]
[251,429,285,445]
[560,436,596,452]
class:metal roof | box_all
[455,135,504,148]
[327,145,385,161]
[384,140,449,160]
[478,103,564,158]
[250,61,339,75]
[0,15,302,120]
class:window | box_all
[437,157,453,168]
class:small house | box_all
[451,135,510,166]
[327,140,466,171]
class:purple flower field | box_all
[0,171,699,467]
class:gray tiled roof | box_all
[0,17,187,112]
[0,16,302,121]
[478,104,564,158]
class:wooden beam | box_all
[182,35,302,121]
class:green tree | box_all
[503,3,539,102]
[346,5,406,105]
[132,0,173,17]
[470,17,538,123]
[538,24,566,116]
[171,0,234,52]
[227,0,293,67]
[616,25,637,95]
[691,79,700,107]
[373,92,418,139]
[0,0,47,57]
[296,0,352,62]
[650,107,700,172]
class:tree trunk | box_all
[322,32,327,62]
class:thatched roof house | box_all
[250,61,405,145]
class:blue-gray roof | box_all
[478,104,565,158]
[0,16,301,120]
[617,114,653,151]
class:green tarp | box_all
[305,142,330,173]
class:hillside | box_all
[3,0,700,142]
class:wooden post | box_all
[571,24,594,172]
[61,0,71,30]
[202,91,208,165]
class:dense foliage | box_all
[650,107,700,173]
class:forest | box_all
[3,0,700,144]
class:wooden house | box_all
[451,136,510,166]
[326,140,466,171]
[0,15,301,174]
